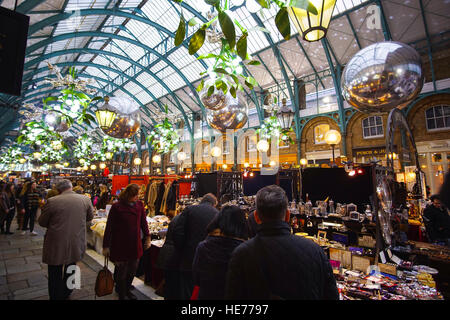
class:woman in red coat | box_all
[103,184,150,300]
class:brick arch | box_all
[300,116,340,158]
[406,93,450,144]
[345,111,389,159]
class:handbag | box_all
[95,257,114,297]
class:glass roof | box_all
[0,0,449,142]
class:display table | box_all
[87,215,169,292]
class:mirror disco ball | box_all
[45,112,70,132]
[200,84,231,111]
[102,112,141,139]
[341,41,424,113]
[206,96,248,131]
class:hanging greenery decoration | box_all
[0,145,24,165]
[40,139,69,163]
[17,121,69,155]
[42,65,102,130]
[97,136,134,161]
[173,0,317,97]
[73,134,95,166]
[257,115,294,144]
[147,105,181,154]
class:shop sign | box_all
[110,161,130,168]
[353,147,386,157]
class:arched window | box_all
[314,124,329,144]
[246,136,257,152]
[426,105,450,131]
[362,116,383,138]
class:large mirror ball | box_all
[200,80,249,131]
[206,100,248,131]
[341,41,424,113]
[101,97,141,139]
[102,112,141,139]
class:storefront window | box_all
[425,105,450,131]
[223,139,230,155]
[314,124,330,144]
[246,136,257,152]
[202,143,210,159]
[362,116,383,138]
[432,153,442,163]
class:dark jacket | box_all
[96,192,110,210]
[247,211,258,238]
[225,221,339,300]
[423,204,450,241]
[156,214,182,271]
[173,203,218,272]
[440,171,450,210]
[25,191,41,211]
[193,235,244,300]
[103,200,150,262]
[155,182,166,215]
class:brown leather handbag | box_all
[95,257,114,297]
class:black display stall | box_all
[301,166,374,213]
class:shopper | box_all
[73,185,84,194]
[96,184,110,210]
[225,185,339,300]
[423,194,450,246]
[0,183,17,235]
[16,181,28,230]
[102,184,151,300]
[0,183,8,234]
[440,171,450,210]
[156,214,182,300]
[38,179,94,300]
[46,184,59,199]
[192,205,248,300]
[21,181,41,235]
[173,193,219,300]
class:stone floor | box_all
[0,220,152,300]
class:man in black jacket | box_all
[225,185,339,300]
[173,193,218,299]
[423,194,450,245]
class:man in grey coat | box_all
[39,179,94,300]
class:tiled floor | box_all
[0,220,152,300]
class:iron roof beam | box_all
[419,0,436,91]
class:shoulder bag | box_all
[95,257,114,297]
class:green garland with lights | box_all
[147,106,180,154]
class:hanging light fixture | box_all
[276,98,295,131]
[90,164,97,170]
[152,155,161,164]
[300,158,307,166]
[257,140,269,153]
[99,163,106,169]
[177,152,187,161]
[105,152,113,160]
[134,157,142,166]
[63,162,69,167]
[210,146,222,158]
[95,96,117,130]
[287,0,337,42]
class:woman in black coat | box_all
[192,205,249,300]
